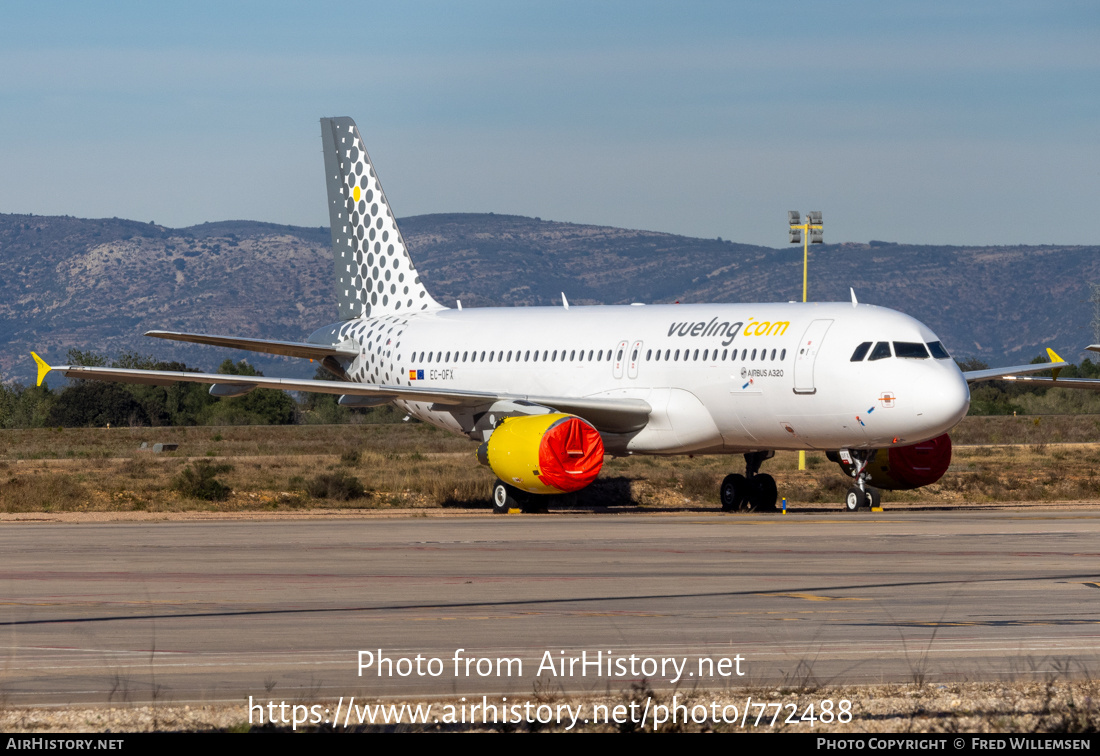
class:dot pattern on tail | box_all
[320,117,442,321]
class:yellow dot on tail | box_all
[353,186,361,203]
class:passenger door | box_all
[627,340,643,379]
[612,340,629,379]
[793,319,834,394]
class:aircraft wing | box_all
[144,330,358,361]
[999,376,1100,391]
[963,348,1068,384]
[31,354,651,434]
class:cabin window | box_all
[721,349,727,360]
[446,351,452,362]
[868,342,892,361]
[597,350,603,361]
[770,349,776,361]
[894,342,930,359]
[702,349,709,361]
[850,342,872,362]
[588,350,594,361]
[616,349,624,362]
[506,350,512,362]
[780,349,787,361]
[525,350,530,361]
[480,351,486,361]
[631,349,638,362]
[927,341,951,359]
[750,349,757,360]
[543,350,549,361]
[674,349,680,360]
[427,352,433,363]
[488,351,494,362]
[692,349,699,360]
[570,350,576,361]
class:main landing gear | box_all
[492,479,526,514]
[832,449,882,512]
[491,479,561,514]
[720,451,778,512]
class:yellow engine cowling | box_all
[476,413,604,494]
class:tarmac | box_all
[3,510,1100,706]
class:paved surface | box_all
[3,511,1100,705]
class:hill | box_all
[2,211,1098,384]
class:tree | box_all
[196,359,299,425]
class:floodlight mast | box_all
[788,210,824,471]
[788,210,824,303]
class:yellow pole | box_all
[798,222,809,471]
[802,225,809,304]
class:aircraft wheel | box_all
[866,487,881,510]
[747,474,778,512]
[492,480,521,514]
[844,486,866,512]
[720,474,748,511]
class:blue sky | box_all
[1,1,1096,246]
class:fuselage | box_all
[313,300,971,456]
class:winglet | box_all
[1047,347,1064,380]
[31,352,52,387]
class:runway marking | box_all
[756,592,868,602]
[863,619,1100,628]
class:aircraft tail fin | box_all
[320,117,443,320]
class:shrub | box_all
[172,460,232,501]
[305,471,366,501]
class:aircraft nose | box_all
[921,366,970,435]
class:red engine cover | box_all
[537,416,604,493]
[879,434,953,490]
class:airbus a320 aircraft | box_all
[32,117,1067,513]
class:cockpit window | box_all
[893,342,930,359]
[850,342,872,362]
[868,342,892,361]
[927,341,951,359]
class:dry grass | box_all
[3,416,1100,513]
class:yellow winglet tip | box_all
[31,352,52,387]
[1046,347,1064,381]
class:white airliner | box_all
[32,117,1068,513]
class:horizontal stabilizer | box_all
[145,330,358,361]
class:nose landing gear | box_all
[720,450,778,512]
[836,449,881,512]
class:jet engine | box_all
[831,434,952,490]
[476,413,604,495]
